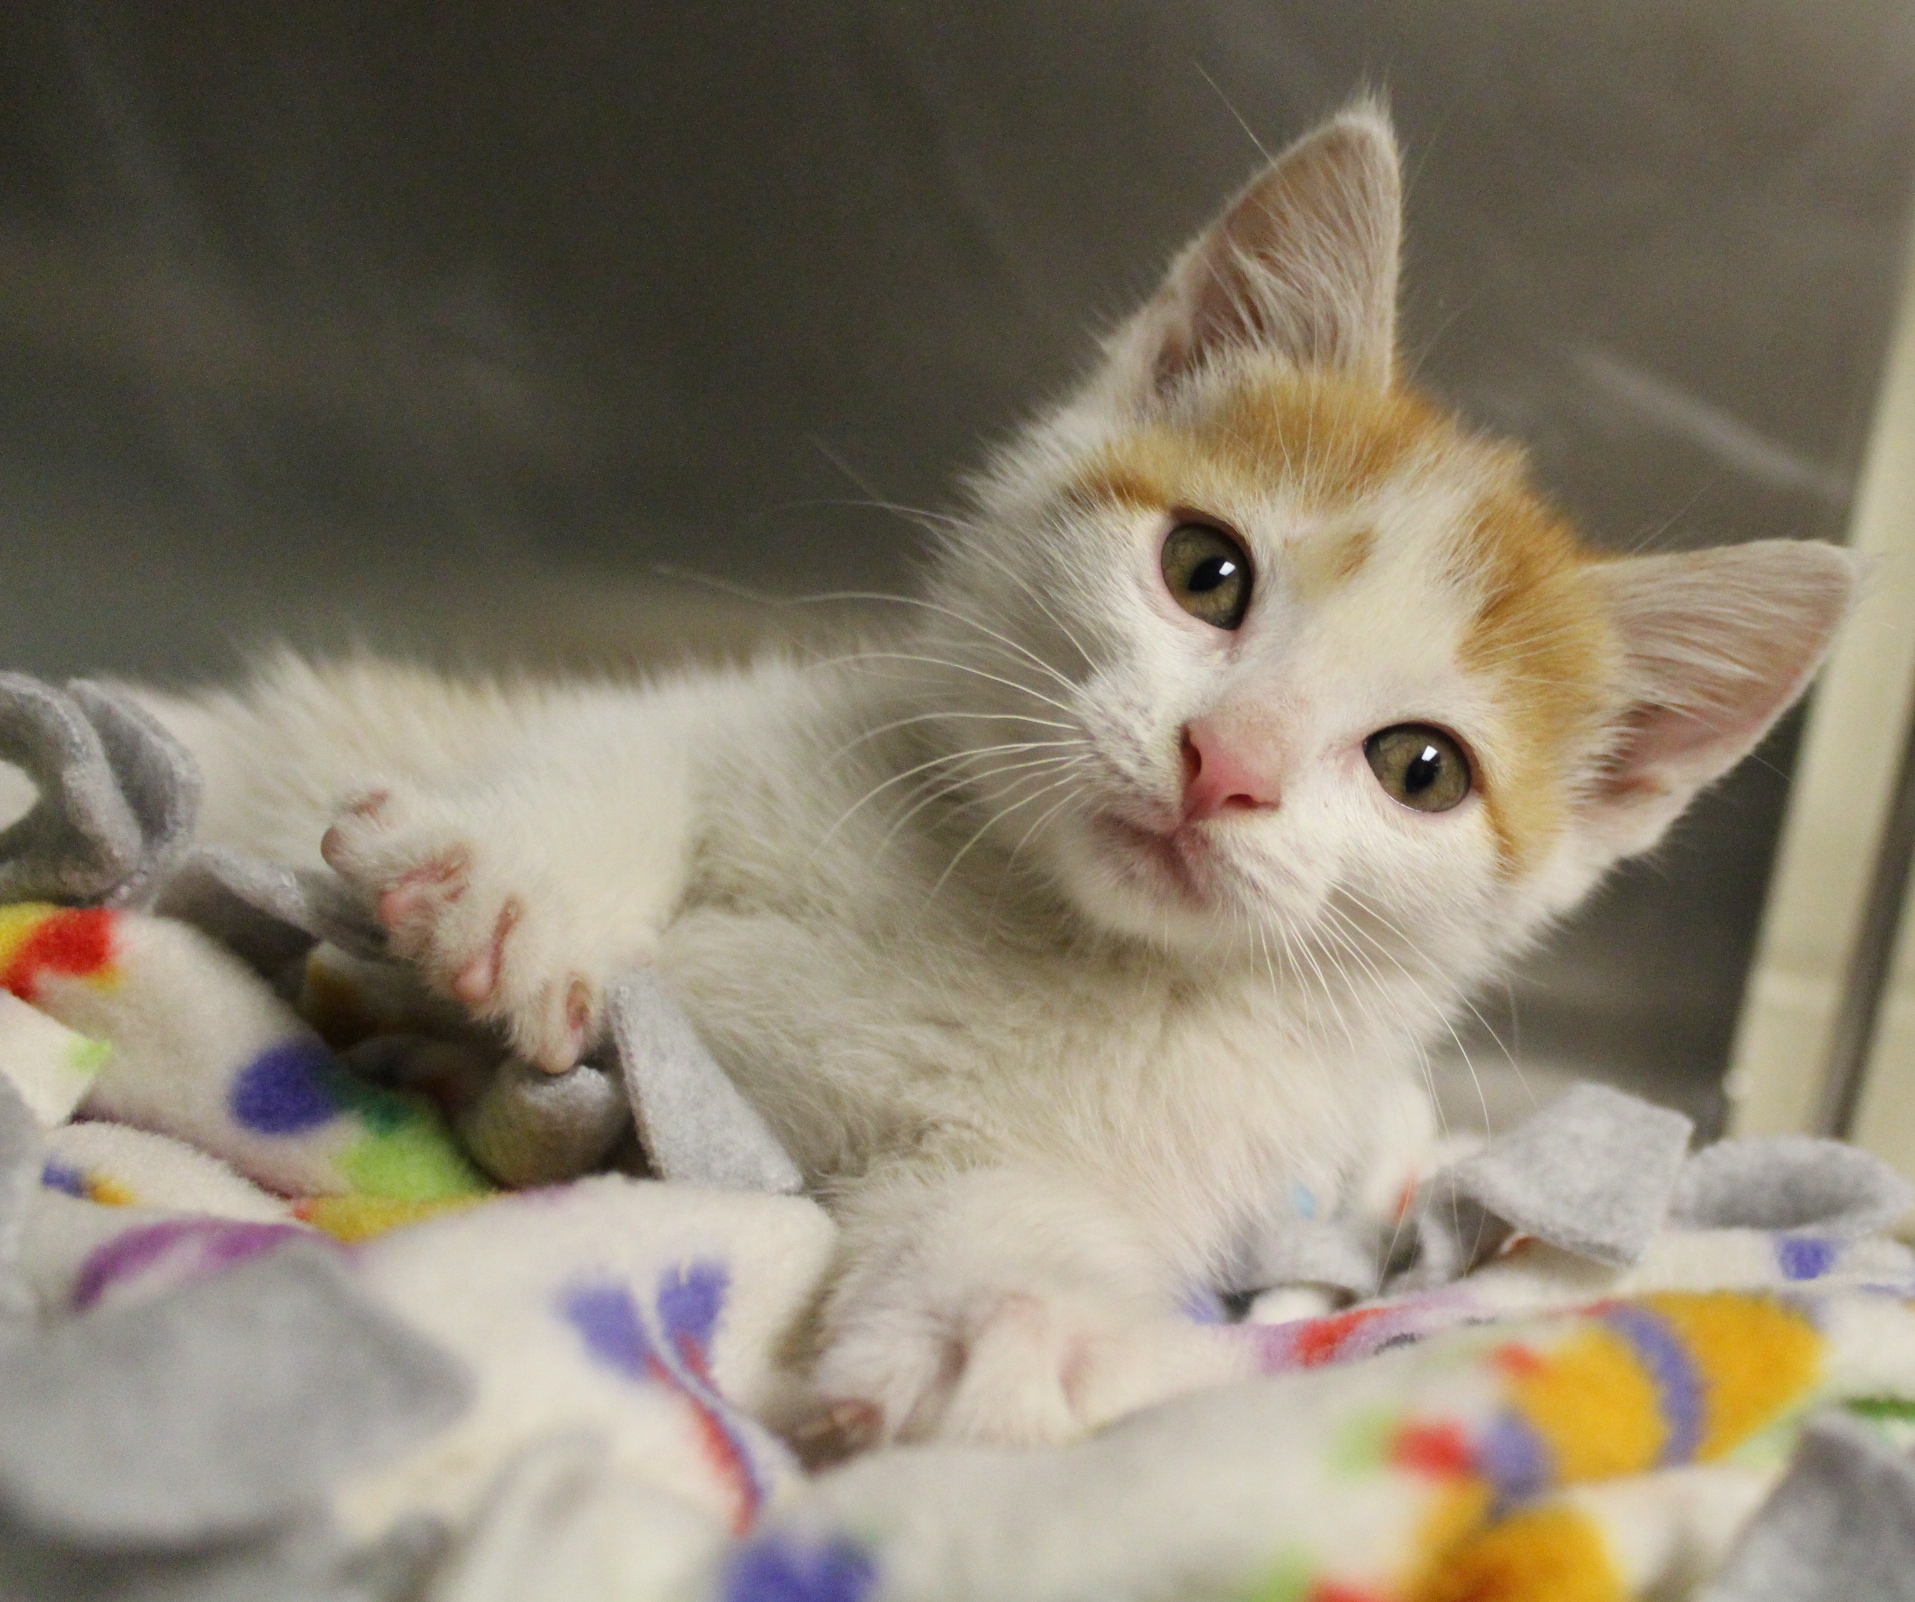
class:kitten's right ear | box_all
[1577,539,1864,861]
[1106,102,1403,405]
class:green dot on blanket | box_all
[337,1110,490,1203]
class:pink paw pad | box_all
[374,850,472,931]
[453,898,521,1004]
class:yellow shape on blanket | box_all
[1411,1503,1624,1602]
[1400,1478,1499,1599]
[83,1173,137,1206]
[1507,1327,1667,1484]
[296,1192,490,1242]
[1642,1292,1822,1460]
[0,903,53,973]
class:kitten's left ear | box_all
[1107,100,1402,404]
[1579,539,1863,859]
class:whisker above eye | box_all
[775,493,973,534]
[825,708,1080,765]
[935,541,1098,673]
[825,652,1081,719]
[780,590,1085,698]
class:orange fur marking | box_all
[1067,462,1168,513]
[1454,486,1616,875]
[1074,369,1453,523]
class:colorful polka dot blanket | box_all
[5,673,1915,1602]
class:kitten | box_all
[141,103,1858,1446]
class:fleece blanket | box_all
[4,673,1915,1602]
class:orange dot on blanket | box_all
[0,904,118,1003]
[1408,1503,1624,1602]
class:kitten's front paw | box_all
[320,782,618,1072]
[814,1283,1224,1448]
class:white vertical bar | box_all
[1727,231,1915,1142]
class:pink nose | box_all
[1180,721,1280,820]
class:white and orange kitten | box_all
[142,105,1856,1445]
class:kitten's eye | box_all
[1161,522,1252,630]
[1364,725,1472,813]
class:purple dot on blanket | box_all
[41,1157,88,1198]
[1477,1410,1552,1506]
[658,1259,729,1356]
[1777,1234,1839,1282]
[229,1039,344,1134]
[72,1218,312,1310]
[559,1280,656,1378]
[721,1533,876,1602]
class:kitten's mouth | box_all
[1092,812,1213,903]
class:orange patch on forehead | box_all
[1455,487,1617,876]
[1065,460,1169,514]
[1068,367,1462,523]
[1187,368,1456,502]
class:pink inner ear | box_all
[1145,106,1400,394]
[1591,540,1860,814]
[1601,702,1761,799]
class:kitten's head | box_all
[920,102,1857,986]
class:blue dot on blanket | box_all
[229,1039,346,1134]
[1776,1234,1838,1282]
[42,1157,88,1198]
[721,1532,876,1602]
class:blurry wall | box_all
[1,1,1912,1125]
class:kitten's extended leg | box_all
[146,659,697,1072]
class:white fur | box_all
[132,108,1854,1444]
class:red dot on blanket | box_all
[2,907,116,1001]
[1490,1341,1546,1379]
[1289,1305,1393,1368]
[1305,1582,1389,1602]
[1389,1419,1475,1478]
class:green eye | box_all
[1161,522,1252,630]
[1364,724,1472,813]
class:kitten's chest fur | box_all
[655,665,1434,1265]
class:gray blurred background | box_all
[2,2,1912,1131]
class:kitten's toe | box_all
[451,896,520,1004]
[374,848,473,935]
[320,781,412,878]
[501,972,598,1074]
